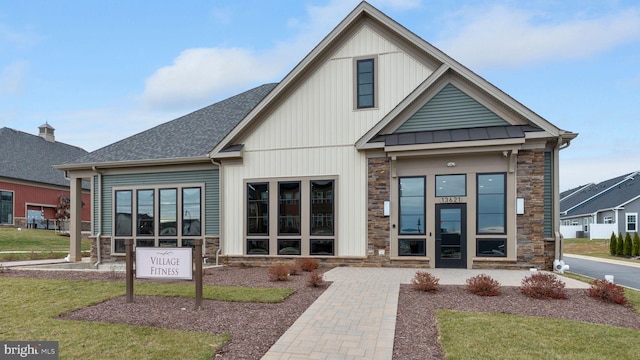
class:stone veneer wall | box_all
[516,149,554,270]
[366,157,391,265]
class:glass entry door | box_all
[435,203,466,268]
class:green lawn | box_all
[0,228,90,261]
[437,310,640,359]
[0,276,293,359]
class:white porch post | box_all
[69,177,83,262]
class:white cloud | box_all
[0,60,28,95]
[435,5,640,70]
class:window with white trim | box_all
[604,216,613,224]
[627,213,637,232]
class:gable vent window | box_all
[356,58,375,109]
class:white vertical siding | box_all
[223,24,432,257]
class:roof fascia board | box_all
[385,140,523,157]
[560,184,594,202]
[54,156,210,172]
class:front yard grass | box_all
[437,310,640,360]
[0,228,91,261]
[0,277,293,359]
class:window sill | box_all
[390,256,431,261]
[472,257,515,262]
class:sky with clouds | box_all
[1,0,639,191]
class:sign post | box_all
[194,239,203,310]
[125,239,134,303]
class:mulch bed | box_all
[4,267,640,359]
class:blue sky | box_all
[2,0,639,191]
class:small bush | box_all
[268,264,290,282]
[588,279,627,305]
[288,262,303,275]
[633,232,640,257]
[307,271,324,287]
[296,258,320,272]
[520,272,567,299]
[412,271,439,292]
[466,274,501,296]
[609,232,617,256]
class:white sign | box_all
[135,247,193,280]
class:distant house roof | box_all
[560,171,640,217]
[64,83,277,167]
[0,127,88,187]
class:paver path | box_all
[262,267,588,359]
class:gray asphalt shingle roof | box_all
[561,171,640,217]
[0,127,88,187]
[66,83,277,165]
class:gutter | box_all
[92,166,103,267]
[553,135,570,273]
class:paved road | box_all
[564,254,640,290]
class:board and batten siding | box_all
[98,169,219,236]
[222,25,432,257]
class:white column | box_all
[69,177,83,262]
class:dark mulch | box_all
[4,267,640,360]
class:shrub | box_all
[466,274,501,296]
[412,271,439,292]
[520,272,567,299]
[288,262,303,275]
[268,264,290,281]
[296,258,320,272]
[307,271,325,287]
[633,232,640,257]
[588,279,627,305]
[624,232,633,256]
[610,232,617,256]
[616,232,624,256]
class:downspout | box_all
[92,166,103,267]
[553,135,569,271]
[210,159,223,266]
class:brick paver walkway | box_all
[261,267,588,360]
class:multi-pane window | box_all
[398,239,426,256]
[0,191,13,224]
[604,216,613,224]
[356,58,375,108]
[399,177,425,235]
[477,173,506,234]
[435,174,466,197]
[246,179,335,256]
[113,186,202,253]
[627,213,638,232]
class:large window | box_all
[477,173,506,234]
[627,213,638,232]
[356,58,375,108]
[113,185,202,253]
[477,238,506,257]
[0,191,13,224]
[246,178,336,256]
[399,177,425,235]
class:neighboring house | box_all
[0,124,91,229]
[560,171,640,239]
[58,2,576,270]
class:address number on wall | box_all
[439,197,463,203]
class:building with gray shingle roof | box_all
[560,171,640,239]
[0,124,90,228]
